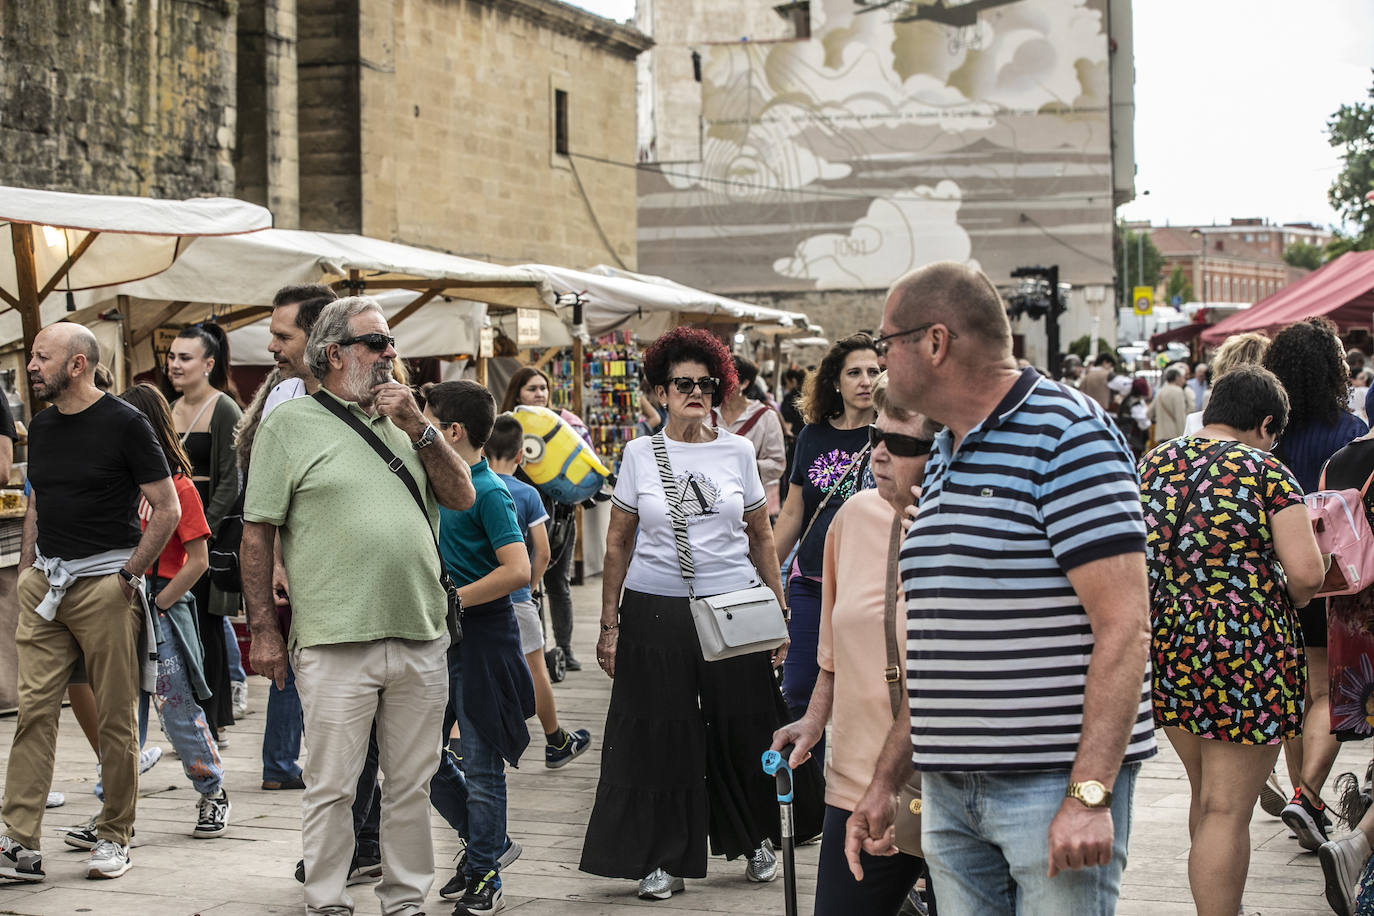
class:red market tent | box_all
[1200,250,1374,346]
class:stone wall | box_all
[326,0,650,267]
[0,0,237,198]
[236,0,300,226]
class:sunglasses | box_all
[869,424,934,458]
[339,333,395,352]
[667,377,719,395]
[873,323,958,358]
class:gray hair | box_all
[306,296,385,380]
[1164,365,1183,384]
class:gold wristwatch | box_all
[1065,780,1112,808]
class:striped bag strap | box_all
[650,432,697,596]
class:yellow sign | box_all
[1132,286,1153,316]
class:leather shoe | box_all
[262,777,307,790]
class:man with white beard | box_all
[241,297,475,915]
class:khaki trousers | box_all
[3,569,142,848]
[293,635,449,916]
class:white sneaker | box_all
[231,680,249,718]
[85,839,131,879]
[1319,831,1372,916]
[138,746,162,775]
[45,791,64,809]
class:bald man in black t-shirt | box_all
[0,324,179,884]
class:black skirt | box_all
[579,588,823,880]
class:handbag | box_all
[312,392,462,644]
[882,512,923,857]
[649,431,788,661]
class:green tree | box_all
[1067,335,1115,361]
[1327,70,1374,252]
[1115,223,1165,304]
[1165,265,1194,304]
[1284,240,1324,269]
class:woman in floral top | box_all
[1139,365,1326,916]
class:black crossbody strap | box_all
[312,391,442,570]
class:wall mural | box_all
[637,0,1119,295]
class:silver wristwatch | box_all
[413,424,439,450]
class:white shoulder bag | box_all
[649,432,788,661]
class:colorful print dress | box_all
[1140,437,1306,744]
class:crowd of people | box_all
[5,263,1374,916]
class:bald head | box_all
[29,322,102,403]
[887,261,1012,353]
[38,322,101,367]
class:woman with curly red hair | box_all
[579,327,820,900]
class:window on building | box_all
[1258,233,1268,242]
[554,89,569,157]
[1244,233,1254,242]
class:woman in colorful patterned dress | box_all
[1140,365,1326,916]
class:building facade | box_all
[1150,218,1330,306]
[2,0,648,269]
[633,0,1137,367]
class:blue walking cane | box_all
[761,744,799,916]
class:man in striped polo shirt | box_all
[846,262,1154,914]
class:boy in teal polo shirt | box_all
[421,381,534,916]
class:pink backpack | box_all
[1306,465,1374,598]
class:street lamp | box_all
[1190,228,1206,305]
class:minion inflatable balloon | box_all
[512,405,610,504]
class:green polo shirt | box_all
[244,388,446,649]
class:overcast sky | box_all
[567,0,1374,231]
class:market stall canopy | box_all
[524,263,810,338]
[83,228,556,319]
[1149,322,1206,349]
[0,187,271,298]
[0,185,272,401]
[1200,251,1374,346]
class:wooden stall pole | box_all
[119,295,133,391]
[10,225,43,409]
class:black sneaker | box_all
[545,728,592,768]
[193,788,231,838]
[1281,790,1331,851]
[0,835,43,882]
[561,648,582,672]
[454,868,503,914]
[348,853,382,886]
[442,839,522,899]
[63,816,136,851]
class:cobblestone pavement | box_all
[0,581,1363,914]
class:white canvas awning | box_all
[522,263,810,338]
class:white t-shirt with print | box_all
[612,429,767,598]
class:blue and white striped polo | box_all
[899,367,1156,772]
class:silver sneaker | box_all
[0,835,44,882]
[745,841,777,883]
[231,680,249,718]
[1319,831,1372,916]
[637,867,685,900]
[85,838,131,879]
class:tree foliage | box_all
[1165,265,1194,304]
[1115,223,1166,303]
[1067,335,1116,361]
[1283,240,1324,270]
[1327,70,1374,252]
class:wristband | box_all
[117,568,143,589]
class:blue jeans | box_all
[261,662,304,783]
[223,617,246,683]
[137,618,224,796]
[430,646,506,888]
[921,764,1138,916]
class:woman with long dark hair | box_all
[501,366,593,672]
[1263,317,1370,849]
[769,333,880,751]
[167,322,243,738]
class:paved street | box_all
[0,581,1366,915]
